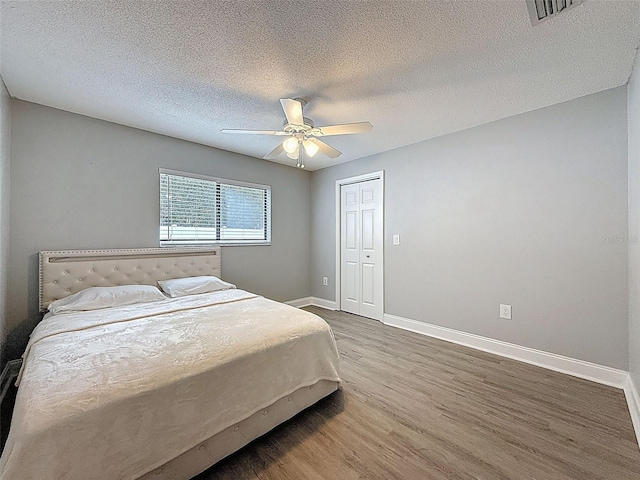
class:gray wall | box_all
[4,88,632,370]
[628,51,640,389]
[0,78,9,362]
[6,100,311,360]
[311,86,629,370]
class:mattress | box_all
[0,289,341,479]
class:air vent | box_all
[526,0,584,25]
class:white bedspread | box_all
[0,290,341,480]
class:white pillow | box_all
[158,276,236,298]
[48,285,167,315]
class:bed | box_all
[0,247,341,480]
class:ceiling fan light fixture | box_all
[303,138,319,157]
[283,137,298,154]
[286,144,299,159]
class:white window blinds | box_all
[159,169,271,245]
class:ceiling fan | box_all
[221,98,373,168]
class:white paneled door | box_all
[340,178,383,321]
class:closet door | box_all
[340,178,383,321]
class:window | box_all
[159,168,271,246]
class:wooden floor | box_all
[197,308,640,479]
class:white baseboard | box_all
[284,297,314,308]
[285,297,337,310]
[624,375,640,447]
[309,297,337,310]
[382,313,628,389]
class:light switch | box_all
[393,234,400,245]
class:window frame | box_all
[159,168,271,247]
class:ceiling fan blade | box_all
[280,99,304,125]
[317,122,373,136]
[315,139,342,159]
[221,129,288,135]
[263,143,285,159]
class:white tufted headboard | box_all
[39,247,221,311]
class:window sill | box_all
[159,241,271,247]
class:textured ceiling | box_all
[2,1,640,170]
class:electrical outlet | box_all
[500,304,512,320]
[393,234,400,245]
[322,276,328,286]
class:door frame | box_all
[335,170,385,317]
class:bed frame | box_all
[37,247,339,479]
